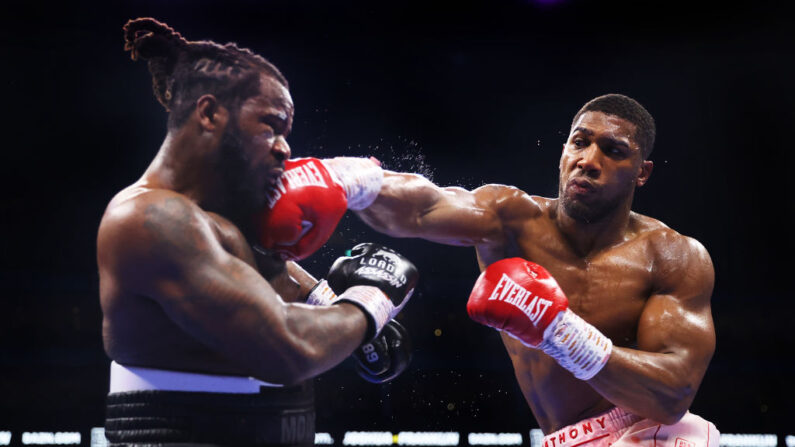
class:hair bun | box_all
[123,17,185,61]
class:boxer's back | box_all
[476,194,690,432]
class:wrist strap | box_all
[306,279,338,306]
[322,157,384,210]
[538,309,613,380]
[336,285,393,340]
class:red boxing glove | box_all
[467,258,612,380]
[467,258,568,347]
[253,157,347,261]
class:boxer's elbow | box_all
[250,337,323,386]
[652,381,695,425]
[280,338,327,385]
[651,405,688,426]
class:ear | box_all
[636,160,653,187]
[196,94,229,132]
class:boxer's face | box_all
[218,74,293,213]
[558,111,651,223]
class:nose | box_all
[271,136,291,162]
[576,143,602,178]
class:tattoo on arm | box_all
[143,197,204,257]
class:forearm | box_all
[274,301,368,383]
[529,308,697,424]
[286,261,319,298]
[357,171,441,238]
[357,172,495,246]
[587,347,697,424]
[156,257,367,385]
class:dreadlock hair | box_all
[123,18,288,130]
[572,94,656,160]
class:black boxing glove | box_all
[327,243,419,340]
[353,319,412,384]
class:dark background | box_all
[1,0,794,443]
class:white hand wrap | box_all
[335,285,394,336]
[307,280,393,338]
[305,279,338,306]
[538,309,613,380]
[322,157,384,210]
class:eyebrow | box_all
[255,92,293,114]
[572,126,630,149]
[264,108,289,122]
[259,108,292,134]
[274,97,294,114]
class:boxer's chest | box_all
[512,224,654,346]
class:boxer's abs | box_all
[504,336,616,433]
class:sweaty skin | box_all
[356,111,715,433]
[98,74,367,385]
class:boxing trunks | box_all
[105,362,315,447]
[542,407,719,447]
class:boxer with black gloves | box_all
[99,19,416,447]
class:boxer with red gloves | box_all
[354,94,719,446]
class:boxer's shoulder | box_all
[630,213,714,296]
[103,185,202,225]
[632,215,710,262]
[98,186,219,274]
[472,184,545,221]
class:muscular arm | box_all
[356,171,508,246]
[587,236,716,424]
[98,192,367,385]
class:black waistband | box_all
[105,381,315,447]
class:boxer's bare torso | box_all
[98,184,313,377]
[475,192,698,431]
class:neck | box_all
[553,197,634,259]
[141,125,228,213]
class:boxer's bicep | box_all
[133,197,290,349]
[585,237,714,423]
[151,251,310,377]
[636,239,716,387]
[588,254,713,422]
[357,171,504,246]
[152,247,365,384]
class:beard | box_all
[559,184,626,224]
[215,123,264,222]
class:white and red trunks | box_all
[542,407,719,447]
